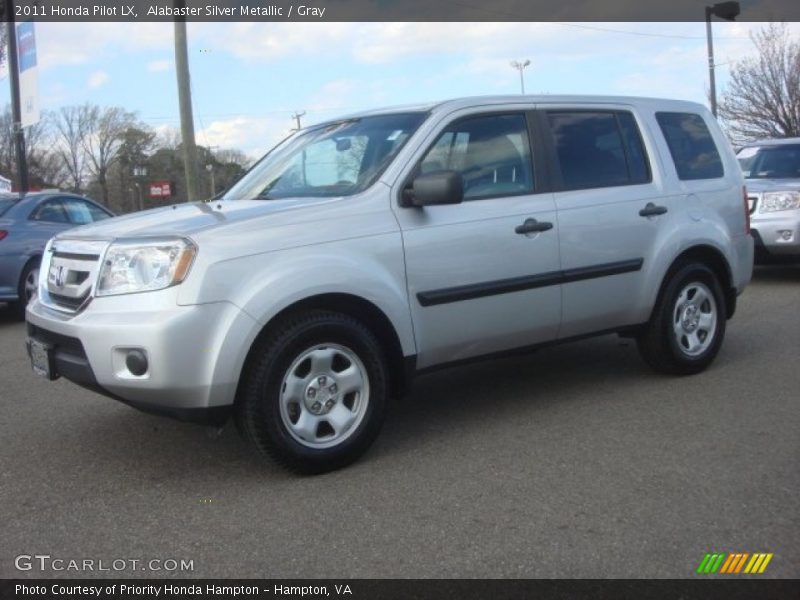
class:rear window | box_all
[546,110,651,191]
[656,112,723,180]
[0,198,16,216]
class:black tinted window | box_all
[656,112,723,180]
[420,114,534,199]
[618,112,651,184]
[547,112,632,190]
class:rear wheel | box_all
[12,260,40,320]
[236,310,389,474]
[637,263,726,375]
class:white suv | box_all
[26,96,753,473]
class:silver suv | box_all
[26,96,753,473]
[736,138,800,262]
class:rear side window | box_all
[546,111,651,190]
[62,198,112,224]
[656,112,723,180]
[31,199,69,223]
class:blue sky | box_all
[7,21,798,158]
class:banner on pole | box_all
[16,21,40,129]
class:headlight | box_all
[96,238,197,297]
[759,191,800,213]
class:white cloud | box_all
[196,116,292,158]
[147,59,171,73]
[36,22,173,69]
[87,70,109,88]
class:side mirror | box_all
[406,170,464,207]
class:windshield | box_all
[737,144,800,179]
[223,112,428,201]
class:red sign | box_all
[148,181,173,198]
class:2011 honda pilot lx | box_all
[25,96,754,473]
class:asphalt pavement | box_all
[1,266,798,579]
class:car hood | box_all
[54,198,327,241]
[745,178,800,193]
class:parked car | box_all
[25,96,753,473]
[736,138,800,263]
[0,192,114,317]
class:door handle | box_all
[515,218,553,235]
[639,203,668,217]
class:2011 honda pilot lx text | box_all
[25,96,753,473]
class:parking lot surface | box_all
[1,266,798,579]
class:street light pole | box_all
[206,163,215,197]
[705,7,718,117]
[5,6,29,193]
[510,60,531,95]
[704,1,740,117]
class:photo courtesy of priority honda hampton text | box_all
[24,96,753,473]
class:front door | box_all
[394,111,562,369]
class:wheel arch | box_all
[18,254,42,297]
[653,244,736,321]
[234,293,413,408]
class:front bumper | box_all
[25,294,259,424]
[751,211,800,259]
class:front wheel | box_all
[236,310,389,474]
[637,263,726,375]
[12,260,40,320]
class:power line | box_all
[436,0,749,40]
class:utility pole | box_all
[292,111,306,131]
[174,4,200,202]
[5,6,29,193]
[704,2,740,117]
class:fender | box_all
[183,232,416,357]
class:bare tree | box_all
[0,107,66,188]
[81,106,136,205]
[0,24,7,68]
[719,23,800,145]
[214,148,251,169]
[52,105,92,193]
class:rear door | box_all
[539,106,672,338]
[394,109,562,369]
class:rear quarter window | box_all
[656,112,723,180]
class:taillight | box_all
[743,186,750,235]
[0,230,7,241]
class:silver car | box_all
[25,96,753,473]
[737,138,800,262]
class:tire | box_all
[236,310,389,474]
[12,259,40,320]
[637,262,726,375]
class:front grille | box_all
[48,292,89,311]
[41,239,107,314]
[27,323,87,359]
[52,251,101,261]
